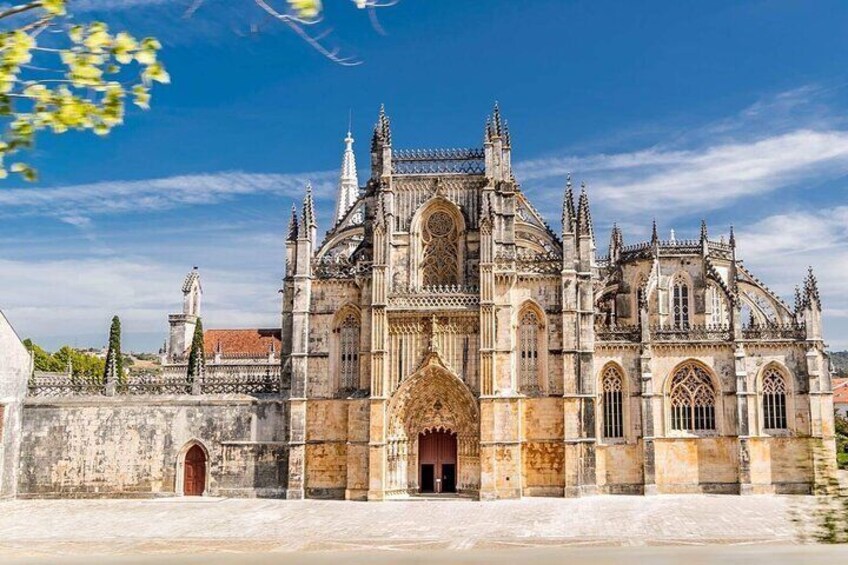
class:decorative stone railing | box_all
[742,323,806,340]
[389,285,480,310]
[28,365,282,397]
[595,325,641,343]
[391,148,485,175]
[650,324,732,342]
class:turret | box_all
[167,267,201,358]
[575,182,595,270]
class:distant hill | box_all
[830,351,848,377]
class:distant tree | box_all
[103,315,123,384]
[186,318,205,383]
[0,0,168,180]
[23,338,62,372]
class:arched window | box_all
[671,274,690,328]
[708,284,726,326]
[669,362,716,432]
[421,210,459,287]
[601,365,624,439]
[762,367,788,430]
[518,309,540,391]
[337,313,360,391]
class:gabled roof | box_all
[204,328,282,357]
[833,377,848,405]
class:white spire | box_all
[334,123,360,224]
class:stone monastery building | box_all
[2,104,837,500]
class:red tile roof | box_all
[204,328,282,358]
[834,378,848,405]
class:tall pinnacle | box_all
[334,126,360,223]
[301,182,317,238]
[576,182,593,238]
[562,173,575,234]
[287,203,299,241]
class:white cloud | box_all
[737,207,848,348]
[517,129,848,218]
[0,170,336,223]
[0,257,280,350]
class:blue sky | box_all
[2,0,848,352]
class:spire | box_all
[609,223,622,260]
[804,266,821,310]
[484,115,493,143]
[700,219,708,241]
[794,285,803,314]
[562,173,575,234]
[651,218,658,245]
[492,101,503,138]
[371,104,391,151]
[729,225,736,248]
[576,181,593,237]
[287,203,299,241]
[502,120,511,147]
[334,125,360,223]
[301,182,317,238]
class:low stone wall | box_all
[17,395,288,498]
[0,311,31,499]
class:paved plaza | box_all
[0,494,845,562]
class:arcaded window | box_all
[602,366,624,439]
[518,310,540,391]
[671,275,690,328]
[421,210,459,287]
[669,362,716,433]
[762,367,788,430]
[708,285,726,325]
[337,313,360,390]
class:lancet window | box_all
[762,367,788,431]
[671,274,690,328]
[708,284,727,326]
[601,366,624,439]
[337,313,360,391]
[669,362,716,433]
[518,309,541,391]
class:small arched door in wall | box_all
[183,445,206,496]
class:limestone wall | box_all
[18,396,287,498]
[0,311,31,499]
[521,397,564,496]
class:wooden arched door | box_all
[183,445,206,496]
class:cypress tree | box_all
[186,318,205,383]
[103,315,123,385]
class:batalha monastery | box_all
[0,105,839,501]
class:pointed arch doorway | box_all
[183,444,207,496]
[418,428,457,493]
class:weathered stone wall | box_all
[521,397,564,496]
[18,395,287,498]
[0,311,31,499]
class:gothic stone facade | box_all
[7,105,838,500]
[280,106,837,500]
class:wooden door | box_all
[184,445,206,496]
[418,430,457,493]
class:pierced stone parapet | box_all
[391,148,485,175]
[389,285,480,310]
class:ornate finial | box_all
[428,314,440,353]
[492,101,503,137]
[794,285,803,313]
[372,103,391,150]
[651,218,659,244]
[287,203,299,241]
[669,228,676,243]
[729,225,736,248]
[335,122,360,224]
[805,266,821,309]
[301,182,317,234]
[562,173,576,234]
[502,120,511,147]
[576,182,593,237]
[484,116,492,142]
[700,219,708,241]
